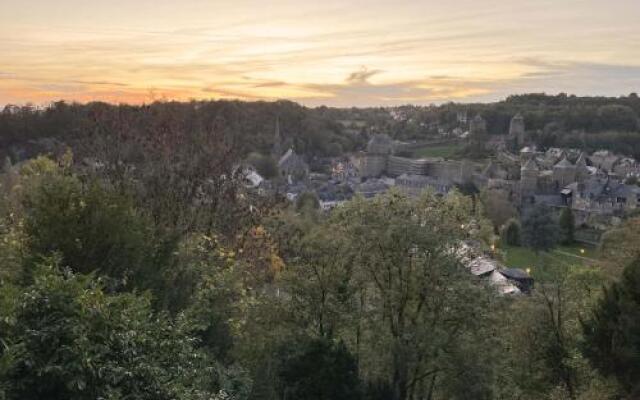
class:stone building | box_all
[361,131,478,182]
[552,157,576,189]
[589,150,619,172]
[612,157,638,178]
[469,114,487,135]
[564,177,640,226]
[508,113,526,150]
[575,152,590,182]
[520,158,538,202]
[395,173,452,196]
[278,148,309,183]
[361,134,393,178]
[386,155,429,176]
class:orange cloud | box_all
[1,0,639,106]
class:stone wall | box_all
[387,156,429,176]
[426,160,474,184]
[362,155,387,178]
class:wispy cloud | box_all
[346,67,383,84]
[1,0,639,105]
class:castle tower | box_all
[469,114,487,136]
[553,156,576,188]
[361,134,393,178]
[271,116,283,158]
[520,158,539,201]
[508,113,526,150]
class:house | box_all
[565,177,640,215]
[489,270,521,295]
[498,268,534,293]
[589,150,619,172]
[456,241,527,296]
[354,178,392,198]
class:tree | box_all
[0,262,241,400]
[295,192,320,214]
[582,257,640,396]
[480,189,517,232]
[501,218,521,246]
[18,157,162,291]
[599,217,640,268]
[277,338,361,400]
[596,104,638,131]
[246,152,278,179]
[522,205,559,253]
[493,265,617,400]
[559,207,575,245]
[331,191,494,400]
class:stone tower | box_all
[469,114,487,136]
[508,113,526,150]
[362,134,393,178]
[520,158,538,201]
[553,156,576,188]
[271,116,283,159]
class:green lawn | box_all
[500,244,600,282]
[411,143,464,159]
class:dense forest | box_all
[1,95,640,399]
[2,93,640,163]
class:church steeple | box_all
[271,116,283,158]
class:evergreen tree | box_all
[522,205,560,253]
[559,207,575,245]
[295,192,320,213]
[277,338,361,400]
[501,218,521,246]
[582,257,640,396]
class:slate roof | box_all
[575,152,588,166]
[278,148,295,166]
[611,183,640,198]
[468,257,498,276]
[499,268,532,281]
[554,157,574,168]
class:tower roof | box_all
[576,152,587,166]
[554,157,574,169]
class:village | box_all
[240,113,640,295]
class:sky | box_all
[1,0,639,107]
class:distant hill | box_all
[2,93,639,163]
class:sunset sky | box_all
[1,0,639,106]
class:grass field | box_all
[411,143,465,159]
[500,244,600,282]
